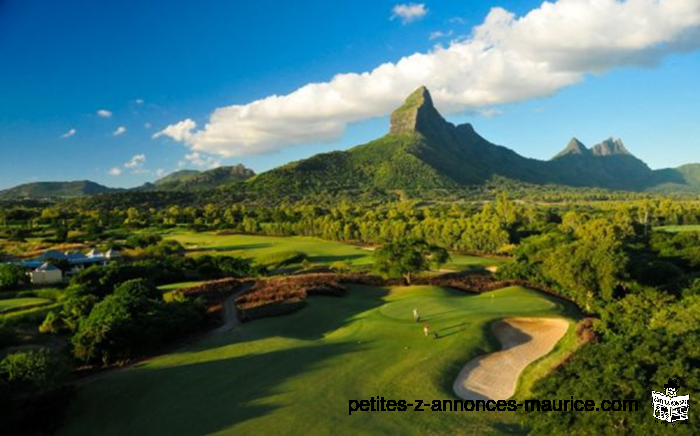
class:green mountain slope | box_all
[250,86,677,195]
[145,165,256,191]
[0,180,117,199]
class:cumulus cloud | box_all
[60,128,76,139]
[157,0,700,158]
[113,126,127,136]
[179,151,222,169]
[108,167,122,176]
[391,3,428,24]
[97,109,112,118]
[124,154,146,171]
[154,119,196,142]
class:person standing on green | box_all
[413,308,420,323]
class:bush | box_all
[0,348,69,392]
[0,264,29,292]
[125,233,162,249]
[71,280,205,365]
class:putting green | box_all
[60,285,576,435]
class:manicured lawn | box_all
[654,225,700,233]
[61,285,578,435]
[0,297,52,313]
[164,230,503,271]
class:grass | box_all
[164,230,503,271]
[60,285,578,435]
[0,297,51,314]
[157,281,209,292]
[654,225,700,233]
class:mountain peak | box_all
[390,86,446,135]
[554,137,589,159]
[591,138,631,156]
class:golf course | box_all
[60,285,580,435]
[164,230,505,272]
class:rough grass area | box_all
[0,297,52,313]
[60,285,578,435]
[164,230,503,272]
[654,225,700,233]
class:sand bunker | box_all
[453,317,569,401]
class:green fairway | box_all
[164,230,502,271]
[61,285,578,435]
[0,297,51,314]
[654,225,700,233]
[157,281,209,291]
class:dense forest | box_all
[1,191,700,433]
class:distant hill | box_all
[249,87,695,195]
[0,180,117,200]
[145,165,256,191]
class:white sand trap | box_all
[453,317,569,401]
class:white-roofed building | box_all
[29,262,63,285]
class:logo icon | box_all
[652,379,689,424]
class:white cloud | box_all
[158,0,700,158]
[135,99,145,105]
[391,3,428,24]
[179,151,222,169]
[97,109,113,118]
[108,167,123,176]
[60,128,76,139]
[429,30,453,40]
[113,126,127,136]
[124,154,146,170]
[155,168,167,178]
[153,119,196,142]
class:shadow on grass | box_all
[62,286,392,435]
[308,253,366,264]
[62,342,364,436]
[435,321,469,338]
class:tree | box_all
[374,239,449,284]
[0,264,29,291]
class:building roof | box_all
[86,248,102,258]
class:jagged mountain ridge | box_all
[249,86,689,193]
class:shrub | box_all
[0,264,29,292]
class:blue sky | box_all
[1,0,699,189]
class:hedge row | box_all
[236,274,347,312]
[172,278,243,303]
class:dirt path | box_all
[453,317,569,401]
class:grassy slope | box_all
[61,285,578,435]
[164,230,502,271]
[0,297,51,313]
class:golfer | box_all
[423,323,430,337]
[413,308,420,322]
